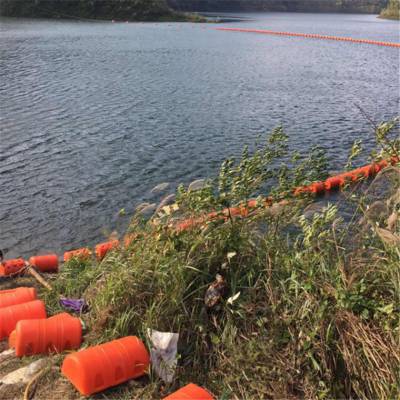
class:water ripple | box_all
[0,13,399,258]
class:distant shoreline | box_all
[0,0,206,23]
[0,0,393,22]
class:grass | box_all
[380,0,400,20]
[38,120,400,399]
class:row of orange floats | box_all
[2,158,398,275]
[0,239,126,277]
[216,27,400,48]
[175,157,399,232]
[293,157,398,195]
[0,286,212,398]
[1,158,399,269]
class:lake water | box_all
[0,13,399,259]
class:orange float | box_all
[0,258,26,276]
[0,300,46,339]
[29,254,59,273]
[309,181,325,195]
[61,336,150,396]
[64,248,91,262]
[0,287,37,309]
[324,176,345,190]
[352,165,373,179]
[164,383,214,400]
[9,312,82,357]
[95,240,120,260]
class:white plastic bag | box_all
[147,329,179,383]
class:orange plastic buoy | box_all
[293,186,310,196]
[0,287,37,309]
[0,258,26,276]
[336,171,358,183]
[163,383,214,400]
[0,300,46,340]
[64,248,92,262]
[9,312,82,357]
[61,336,150,396]
[247,199,258,208]
[369,163,382,175]
[377,159,389,169]
[324,176,345,191]
[352,165,373,179]
[29,254,59,273]
[309,181,325,195]
[95,240,120,260]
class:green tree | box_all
[380,0,400,19]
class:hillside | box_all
[0,0,390,19]
[167,0,387,14]
[380,0,400,19]
[0,0,192,21]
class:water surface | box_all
[0,13,399,258]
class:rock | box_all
[157,194,176,211]
[302,202,326,219]
[366,201,389,224]
[138,203,157,217]
[0,349,15,364]
[188,179,206,191]
[0,359,46,385]
[150,182,170,194]
[109,230,119,241]
[366,166,400,205]
[388,188,400,208]
[136,202,151,212]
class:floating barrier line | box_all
[216,27,400,48]
[175,156,400,232]
[0,157,398,273]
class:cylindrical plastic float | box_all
[0,300,46,340]
[61,336,150,396]
[0,258,26,276]
[95,240,120,261]
[163,383,214,400]
[324,176,345,191]
[9,312,82,357]
[29,254,59,273]
[294,181,325,196]
[64,248,92,262]
[0,287,37,309]
[352,165,373,179]
[309,181,325,195]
